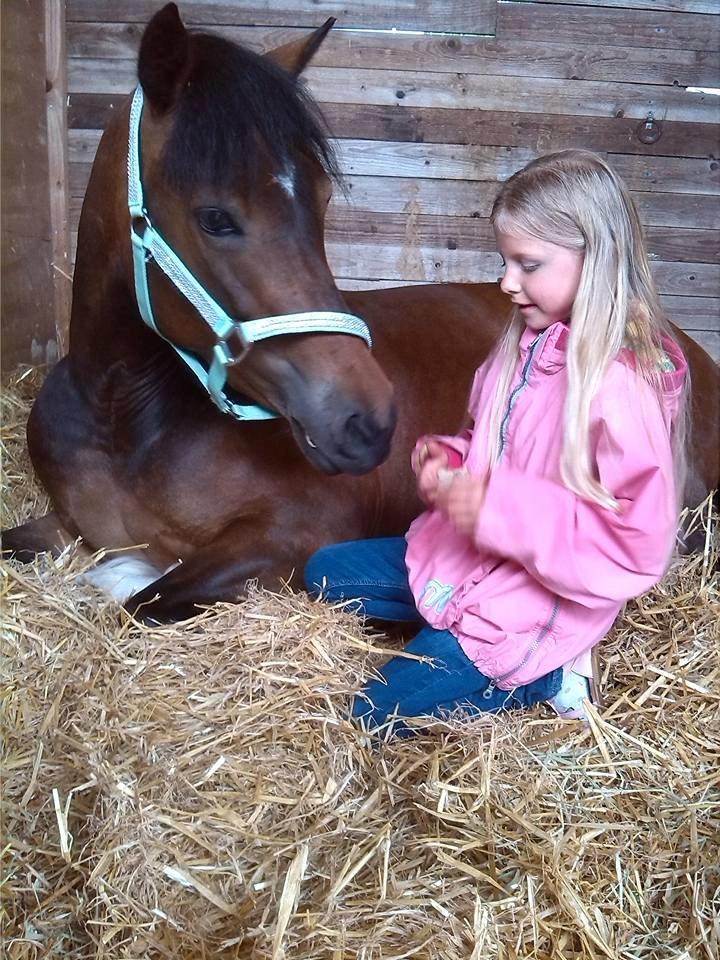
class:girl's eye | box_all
[196,207,242,236]
[521,263,540,273]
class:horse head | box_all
[127,2,396,474]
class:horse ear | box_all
[137,2,190,113]
[264,18,335,76]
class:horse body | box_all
[4,5,718,621]
[24,281,501,619]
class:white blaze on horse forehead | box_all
[273,161,296,198]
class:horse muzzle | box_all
[289,394,397,475]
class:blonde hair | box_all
[487,149,688,512]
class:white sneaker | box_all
[547,668,592,721]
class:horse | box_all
[3,3,718,622]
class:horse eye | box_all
[196,207,241,236]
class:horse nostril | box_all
[344,407,396,452]
[345,411,376,446]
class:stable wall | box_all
[3,0,719,365]
[1,0,70,369]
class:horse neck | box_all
[69,101,161,376]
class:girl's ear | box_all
[264,18,335,76]
[137,2,190,114]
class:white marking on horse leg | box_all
[80,553,169,604]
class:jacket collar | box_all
[519,321,570,374]
[518,321,688,411]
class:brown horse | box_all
[3,4,718,621]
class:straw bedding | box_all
[2,369,718,959]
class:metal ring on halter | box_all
[215,332,252,368]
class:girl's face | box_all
[494,228,584,331]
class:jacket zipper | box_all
[482,597,561,698]
[484,328,557,699]
[497,330,546,460]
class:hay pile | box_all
[2,370,719,960]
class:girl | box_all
[305,149,688,735]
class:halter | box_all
[127,86,372,421]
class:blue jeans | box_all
[304,537,562,735]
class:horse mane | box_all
[161,32,341,190]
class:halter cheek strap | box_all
[127,85,372,422]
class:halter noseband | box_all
[127,86,372,421]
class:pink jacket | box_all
[405,321,686,690]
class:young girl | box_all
[305,149,688,735]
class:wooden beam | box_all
[46,0,71,357]
[66,21,720,90]
[67,59,719,126]
[0,0,56,370]
[66,0,498,35]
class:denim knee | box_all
[304,546,333,597]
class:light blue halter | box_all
[127,86,372,421]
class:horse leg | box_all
[123,522,303,623]
[1,511,76,563]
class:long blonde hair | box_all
[487,149,688,511]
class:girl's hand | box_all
[413,440,450,506]
[435,472,488,536]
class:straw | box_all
[2,370,718,959]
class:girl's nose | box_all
[500,269,519,295]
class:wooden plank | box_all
[329,242,498,283]
[329,213,718,265]
[66,22,720,89]
[66,1,498,34]
[332,248,719,297]
[339,177,498,218]
[69,218,717,296]
[69,93,129,131]
[69,162,91,198]
[336,179,720,232]
[339,182,720,231]
[0,0,57,369]
[45,0,71,357]
[2,237,57,368]
[609,154,720,196]
[69,94,720,161]
[529,1,718,15]
[643,226,719,264]
[651,262,719,299]
[342,242,720,296]
[65,195,719,265]
[339,142,720,194]
[68,134,539,184]
[69,147,720,242]
[337,277,425,290]
[497,2,719,53]
[68,129,102,162]
[633,191,720,230]
[68,180,497,221]
[660,296,720,331]
[312,69,719,126]
[67,59,719,125]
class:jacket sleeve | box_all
[411,429,472,470]
[473,372,679,608]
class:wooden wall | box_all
[1,0,70,370]
[9,0,720,366]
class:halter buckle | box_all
[214,329,251,370]
[225,325,251,363]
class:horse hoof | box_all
[0,530,39,565]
